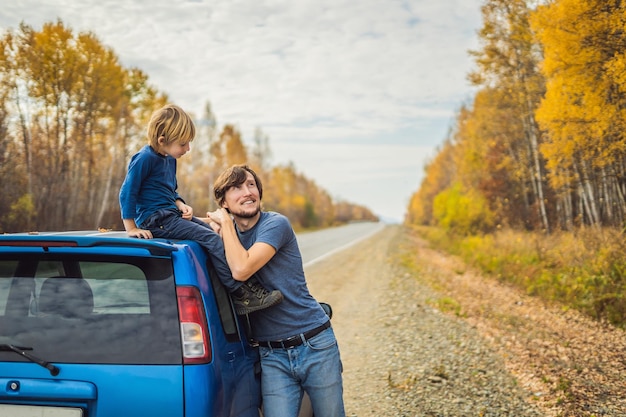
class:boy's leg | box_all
[186,218,283,314]
[149,212,239,291]
[150,213,282,313]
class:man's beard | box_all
[230,204,260,219]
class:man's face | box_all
[223,172,261,219]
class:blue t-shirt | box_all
[119,145,182,227]
[238,211,329,341]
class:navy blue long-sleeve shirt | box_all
[119,145,183,227]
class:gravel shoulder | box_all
[304,225,626,417]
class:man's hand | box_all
[208,220,221,234]
[206,208,229,225]
[197,216,222,234]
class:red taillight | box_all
[176,286,212,364]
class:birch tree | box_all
[469,0,550,231]
[531,0,626,228]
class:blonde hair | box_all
[147,104,196,149]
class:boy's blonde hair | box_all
[147,104,196,149]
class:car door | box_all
[172,243,262,417]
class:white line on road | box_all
[303,223,386,268]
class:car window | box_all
[0,254,181,365]
[206,260,240,343]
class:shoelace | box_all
[247,282,270,298]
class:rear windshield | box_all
[0,254,181,365]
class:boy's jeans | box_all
[259,326,345,417]
[141,209,239,292]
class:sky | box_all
[0,0,483,223]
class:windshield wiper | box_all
[0,344,60,376]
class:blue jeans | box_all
[259,326,345,417]
[141,209,240,292]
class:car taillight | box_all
[176,286,212,364]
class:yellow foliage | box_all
[532,0,626,172]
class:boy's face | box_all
[222,172,261,219]
[158,139,190,159]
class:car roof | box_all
[0,230,183,255]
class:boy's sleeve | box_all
[173,162,184,203]
[119,153,150,219]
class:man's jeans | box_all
[259,326,345,417]
[141,209,239,292]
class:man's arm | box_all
[210,209,275,281]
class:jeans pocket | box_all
[146,210,179,238]
[306,327,336,351]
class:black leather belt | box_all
[257,321,331,349]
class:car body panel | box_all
[0,231,261,417]
[1,365,183,416]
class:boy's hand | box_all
[177,202,193,220]
[128,228,153,239]
[123,219,152,239]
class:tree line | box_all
[0,20,377,233]
[406,0,626,234]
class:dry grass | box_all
[413,225,626,327]
[399,226,626,416]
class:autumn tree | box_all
[0,20,378,232]
[406,135,457,226]
[0,30,34,229]
[177,102,218,211]
[469,0,550,231]
[531,0,626,228]
[250,126,272,175]
[0,20,164,231]
[263,163,374,229]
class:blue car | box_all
[0,231,262,417]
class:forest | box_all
[405,0,626,326]
[0,20,377,233]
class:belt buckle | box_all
[283,335,300,348]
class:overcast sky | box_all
[1,0,483,222]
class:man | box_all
[206,164,345,417]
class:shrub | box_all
[433,183,495,235]
[413,225,626,327]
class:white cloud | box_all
[0,0,482,221]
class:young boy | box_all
[119,104,282,315]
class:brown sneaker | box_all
[232,279,283,315]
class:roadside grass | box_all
[429,296,465,318]
[410,225,626,328]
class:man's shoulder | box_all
[261,211,289,225]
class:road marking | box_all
[303,223,386,268]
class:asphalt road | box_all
[296,221,386,267]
